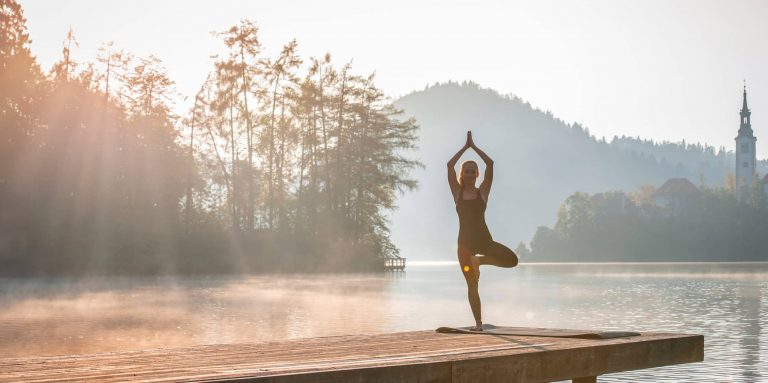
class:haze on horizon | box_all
[20,0,768,158]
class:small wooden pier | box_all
[0,328,702,382]
[383,254,406,270]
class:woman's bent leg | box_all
[458,246,482,323]
[478,241,519,268]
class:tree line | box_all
[0,0,421,275]
[524,181,768,262]
[608,135,768,185]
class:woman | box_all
[447,131,518,331]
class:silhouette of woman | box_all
[447,131,519,331]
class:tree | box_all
[1,7,422,275]
[212,57,242,230]
[0,0,42,187]
[514,241,531,260]
[629,184,656,207]
[50,27,78,82]
[216,20,262,231]
[95,41,131,100]
[261,39,302,229]
[123,55,175,117]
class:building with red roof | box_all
[653,178,700,216]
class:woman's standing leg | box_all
[478,241,519,268]
[458,245,482,326]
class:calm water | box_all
[0,262,766,382]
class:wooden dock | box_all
[383,255,406,270]
[0,328,703,382]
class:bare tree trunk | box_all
[240,46,254,232]
[204,80,234,210]
[355,92,370,241]
[185,97,198,228]
[229,96,238,230]
[334,70,347,215]
[297,110,307,218]
[318,65,331,212]
[310,102,319,233]
[205,115,232,216]
[105,53,111,101]
[277,94,287,229]
[267,76,281,229]
[147,84,153,115]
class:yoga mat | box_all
[436,324,641,339]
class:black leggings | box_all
[457,241,518,323]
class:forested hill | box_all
[389,81,766,260]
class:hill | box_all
[389,81,766,261]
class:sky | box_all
[20,0,768,158]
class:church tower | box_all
[735,83,757,199]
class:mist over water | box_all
[0,262,766,382]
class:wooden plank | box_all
[449,333,703,383]
[0,329,703,383]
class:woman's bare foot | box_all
[469,322,484,332]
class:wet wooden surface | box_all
[0,329,703,382]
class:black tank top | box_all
[455,185,493,250]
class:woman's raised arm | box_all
[471,136,494,200]
[447,133,471,201]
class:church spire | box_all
[735,81,757,200]
[738,81,753,139]
[742,80,749,113]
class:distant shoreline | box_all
[407,260,768,266]
[1,261,764,279]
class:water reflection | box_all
[0,275,394,357]
[0,263,766,382]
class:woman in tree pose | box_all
[447,131,519,331]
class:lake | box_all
[0,262,765,382]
